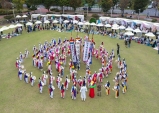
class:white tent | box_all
[125,27,133,31]
[112,26,119,30]
[73,20,78,24]
[124,31,134,36]
[22,15,28,18]
[84,22,90,25]
[63,20,69,23]
[105,24,111,28]
[16,15,21,18]
[119,25,126,29]
[31,14,41,20]
[133,29,142,33]
[35,21,42,24]
[26,22,33,26]
[90,23,96,26]
[112,24,119,27]
[53,20,59,24]
[78,22,84,25]
[44,20,50,24]
[145,32,155,37]
[96,23,103,27]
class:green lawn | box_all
[0,30,159,113]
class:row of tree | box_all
[1,0,158,15]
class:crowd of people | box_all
[16,36,128,100]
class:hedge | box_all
[4,15,14,20]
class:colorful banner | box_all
[75,38,81,62]
[89,43,93,64]
[83,41,91,62]
[70,41,77,62]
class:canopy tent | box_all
[22,15,28,18]
[16,15,21,18]
[96,23,103,27]
[53,20,59,24]
[145,32,155,37]
[44,20,50,24]
[84,22,90,25]
[26,22,33,26]
[125,27,133,31]
[105,24,111,28]
[119,25,126,29]
[133,29,142,33]
[31,14,41,20]
[124,31,134,36]
[78,22,84,25]
[90,23,96,26]
[35,21,42,24]
[73,20,78,24]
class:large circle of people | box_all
[16,36,128,100]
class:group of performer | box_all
[15,35,128,100]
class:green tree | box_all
[25,0,39,9]
[13,0,25,11]
[119,0,129,16]
[85,0,95,7]
[133,0,149,13]
[57,0,69,12]
[69,0,82,12]
[112,0,119,8]
[43,0,55,11]
[100,0,113,13]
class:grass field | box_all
[0,30,159,113]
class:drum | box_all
[53,76,55,80]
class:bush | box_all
[89,18,96,23]
[0,9,13,15]
[152,19,157,22]
[91,14,99,19]
[4,15,14,20]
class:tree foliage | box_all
[85,0,95,7]
[69,0,82,12]
[43,0,55,11]
[25,0,39,9]
[57,0,69,7]
[0,0,12,9]
[13,0,25,11]
[133,0,149,13]
[100,0,113,13]
[112,0,119,7]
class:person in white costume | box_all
[80,84,87,101]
